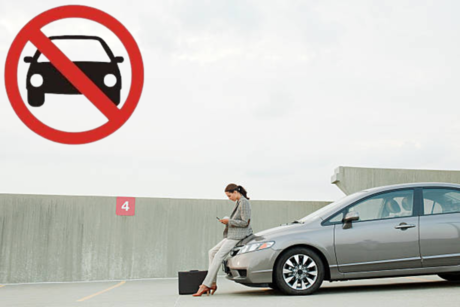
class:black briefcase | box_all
[178,270,208,295]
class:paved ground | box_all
[1,275,458,307]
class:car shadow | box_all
[317,280,458,295]
[231,280,459,297]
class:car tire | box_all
[438,273,460,282]
[27,90,45,107]
[274,247,324,295]
[108,91,120,106]
[268,282,279,291]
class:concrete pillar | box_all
[332,166,460,195]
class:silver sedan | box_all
[224,182,460,295]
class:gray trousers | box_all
[202,238,239,287]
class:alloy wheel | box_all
[282,254,318,290]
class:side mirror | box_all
[24,56,33,63]
[342,212,359,229]
[115,56,124,63]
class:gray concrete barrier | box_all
[0,194,330,284]
[332,166,460,195]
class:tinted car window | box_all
[347,190,414,222]
[423,189,460,215]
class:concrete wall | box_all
[332,166,460,195]
[0,194,330,284]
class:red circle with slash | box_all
[4,5,144,145]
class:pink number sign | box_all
[116,197,135,216]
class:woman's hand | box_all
[219,218,229,225]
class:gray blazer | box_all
[223,195,253,240]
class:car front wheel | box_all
[268,282,279,291]
[108,90,120,106]
[274,247,324,295]
[27,90,45,107]
[438,272,460,282]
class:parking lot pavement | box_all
[0,275,458,307]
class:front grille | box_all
[222,260,230,274]
[237,269,247,277]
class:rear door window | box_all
[423,189,460,215]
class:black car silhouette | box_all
[24,35,124,107]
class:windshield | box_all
[37,39,111,62]
[298,191,367,223]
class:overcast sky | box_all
[1,0,460,202]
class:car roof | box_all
[315,182,460,220]
[48,35,105,42]
[34,35,115,59]
[362,182,460,194]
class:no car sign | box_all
[4,5,144,144]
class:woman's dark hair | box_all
[225,183,250,200]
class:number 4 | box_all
[121,201,130,211]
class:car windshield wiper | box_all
[281,220,304,226]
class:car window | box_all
[347,190,414,222]
[423,189,460,215]
[423,199,443,215]
[37,39,111,62]
[328,212,344,223]
[299,191,366,223]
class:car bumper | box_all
[224,248,282,285]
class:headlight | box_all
[30,74,43,87]
[238,241,275,255]
[104,74,117,87]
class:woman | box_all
[193,183,253,297]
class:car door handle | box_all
[395,223,416,230]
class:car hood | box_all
[238,217,320,246]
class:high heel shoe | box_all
[210,284,218,295]
[192,285,210,297]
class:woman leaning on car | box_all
[193,183,253,297]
